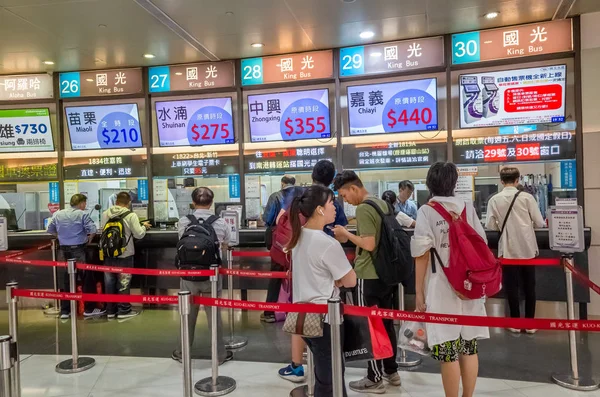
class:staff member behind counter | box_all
[47,194,98,319]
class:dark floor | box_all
[2,295,599,385]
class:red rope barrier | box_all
[219,268,289,279]
[76,263,214,278]
[0,242,52,260]
[4,258,66,267]
[231,251,270,257]
[564,261,600,296]
[500,258,562,266]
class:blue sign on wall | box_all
[240,58,264,86]
[49,182,60,204]
[339,46,365,77]
[451,31,481,65]
[560,160,576,189]
[137,179,149,201]
[148,66,171,93]
[228,175,240,199]
[59,72,81,98]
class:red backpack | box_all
[269,212,306,270]
[428,202,502,300]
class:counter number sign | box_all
[149,66,170,93]
[60,72,81,98]
[452,32,480,64]
[241,58,263,85]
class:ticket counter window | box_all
[0,182,55,231]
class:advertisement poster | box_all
[459,64,566,128]
[248,89,331,142]
[155,97,234,147]
[0,108,54,153]
[65,103,142,150]
[347,79,438,136]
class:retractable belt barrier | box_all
[10,288,600,332]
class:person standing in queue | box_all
[396,180,418,220]
[171,187,233,365]
[287,185,356,397]
[382,190,416,228]
[333,171,401,394]
[47,194,97,319]
[485,167,546,334]
[100,192,151,320]
[261,175,304,323]
[278,160,348,383]
[412,162,489,397]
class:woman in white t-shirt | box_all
[287,185,357,397]
[411,162,489,397]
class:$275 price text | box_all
[283,116,327,137]
[190,123,231,142]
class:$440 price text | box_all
[387,108,433,129]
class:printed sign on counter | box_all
[153,178,168,202]
[0,108,54,153]
[548,206,584,253]
[64,182,78,205]
[222,210,240,246]
[49,182,60,204]
[155,97,234,147]
[248,89,331,142]
[0,74,53,100]
[347,78,438,135]
[149,61,235,93]
[0,217,7,251]
[452,19,573,65]
[137,179,148,201]
[459,64,566,128]
[560,160,576,189]
[65,103,142,150]
[241,50,333,86]
[340,36,444,77]
[59,68,143,98]
[228,175,240,200]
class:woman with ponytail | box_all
[288,185,356,397]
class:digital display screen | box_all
[155,97,234,147]
[0,108,54,153]
[459,64,567,129]
[247,89,331,142]
[347,78,438,136]
[65,103,142,150]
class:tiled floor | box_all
[18,354,600,397]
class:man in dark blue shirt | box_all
[262,176,303,227]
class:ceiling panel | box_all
[570,0,600,15]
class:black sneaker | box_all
[117,309,142,322]
[219,351,234,365]
[172,350,182,363]
[260,313,276,323]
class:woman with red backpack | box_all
[411,162,491,397]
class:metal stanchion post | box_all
[0,335,14,397]
[6,282,19,397]
[224,248,247,350]
[552,255,599,391]
[328,298,343,397]
[195,265,236,396]
[44,240,60,316]
[179,291,193,397]
[56,259,95,374]
[290,350,314,397]
[396,283,421,367]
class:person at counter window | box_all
[262,175,304,227]
[412,162,489,397]
[47,194,97,320]
[101,192,151,320]
[172,187,233,365]
[396,180,418,220]
[382,190,416,228]
[333,171,401,394]
[485,167,546,334]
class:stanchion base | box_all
[55,357,96,374]
[290,385,308,397]
[194,376,236,396]
[552,373,600,391]
[397,350,422,368]
[224,336,248,350]
[43,307,60,316]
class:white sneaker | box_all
[525,329,538,334]
[383,372,402,386]
[59,313,70,320]
[508,328,521,334]
[84,308,107,318]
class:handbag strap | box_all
[499,191,522,239]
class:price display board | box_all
[452,19,572,65]
[152,151,240,177]
[343,141,446,169]
[65,103,142,150]
[459,65,566,129]
[248,89,331,142]
[148,61,235,93]
[340,37,444,77]
[245,146,336,173]
[0,74,53,101]
[0,108,54,153]
[60,68,143,98]
[63,156,146,179]
[347,78,438,136]
[241,50,333,86]
[155,97,234,147]
[453,131,575,164]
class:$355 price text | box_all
[283,116,327,136]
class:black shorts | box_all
[431,337,478,363]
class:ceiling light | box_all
[484,11,499,19]
[370,52,382,57]
[175,72,182,76]
[225,11,234,16]
[143,53,155,59]
[43,61,54,65]
[359,31,375,39]
[86,78,94,82]
[341,0,356,3]
[251,43,264,48]
[98,24,107,28]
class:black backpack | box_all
[99,211,133,261]
[362,200,413,286]
[175,215,221,281]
